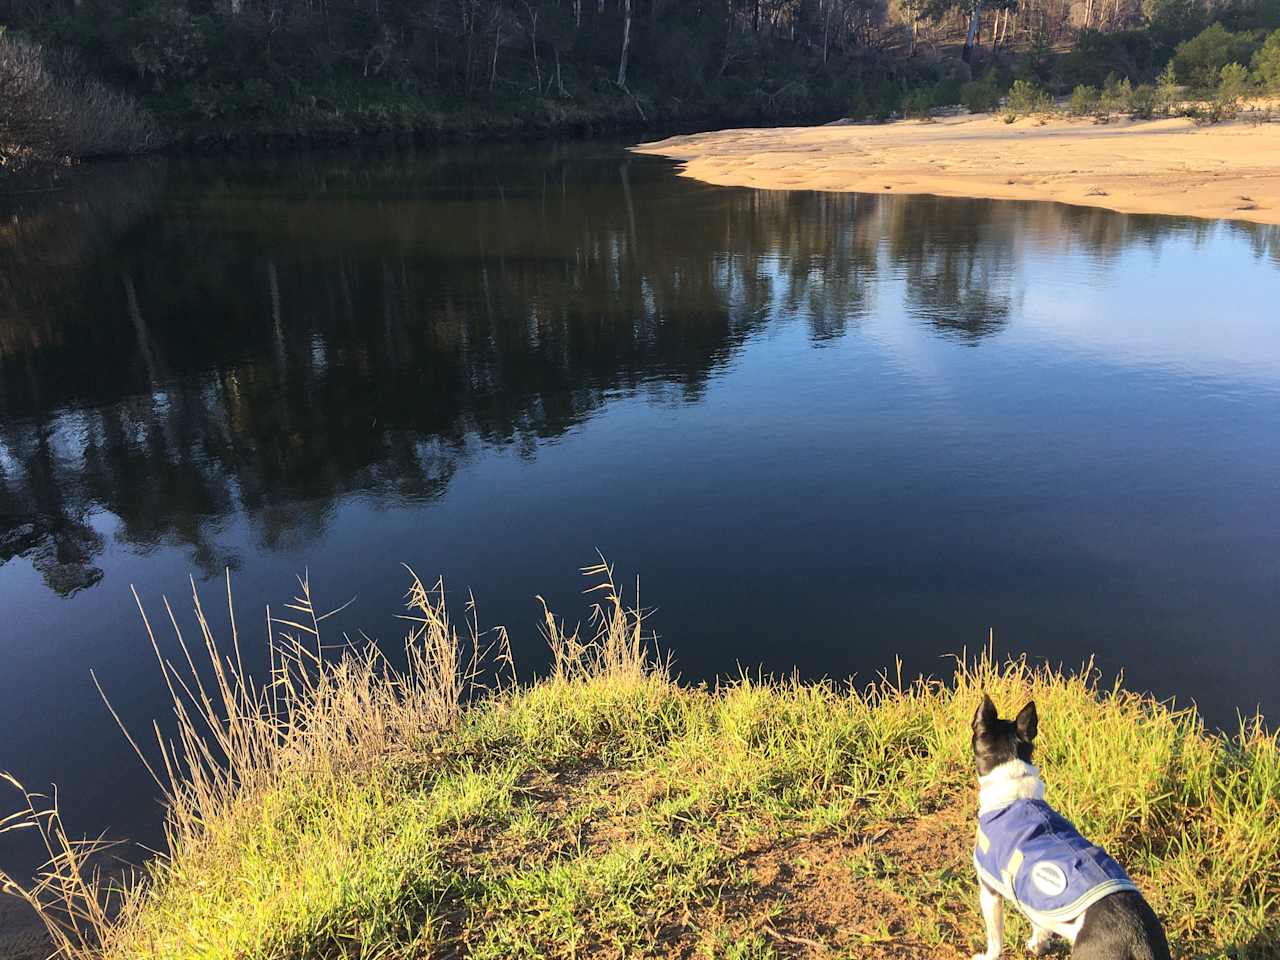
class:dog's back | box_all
[1072,890,1172,960]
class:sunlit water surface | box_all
[1,142,1278,872]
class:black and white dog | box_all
[970,695,1171,960]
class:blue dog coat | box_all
[974,798,1137,926]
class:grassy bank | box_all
[2,563,1278,959]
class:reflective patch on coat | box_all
[1030,862,1068,897]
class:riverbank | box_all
[0,73,826,175]
[2,567,1277,959]
[634,112,1280,225]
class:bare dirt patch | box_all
[683,800,989,958]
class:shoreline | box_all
[632,112,1280,225]
[1,568,1275,959]
[2,101,839,179]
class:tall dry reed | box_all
[0,559,654,957]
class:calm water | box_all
[1,141,1279,872]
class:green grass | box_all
[2,564,1278,959]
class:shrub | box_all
[1216,60,1251,112]
[849,87,871,119]
[1003,78,1051,118]
[1129,82,1159,118]
[961,71,1002,113]
[1195,61,1251,121]
[1252,27,1280,91]
[1156,61,1181,114]
[849,78,902,120]
[0,30,163,169]
[1099,73,1133,115]
[903,86,935,119]
[1069,83,1101,116]
[931,76,964,107]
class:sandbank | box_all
[633,112,1280,225]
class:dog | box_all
[970,694,1171,960]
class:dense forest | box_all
[1,0,1280,160]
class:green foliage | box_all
[1004,78,1052,118]
[1069,83,1101,115]
[1252,27,1280,89]
[960,70,1003,114]
[1100,71,1134,114]
[930,74,965,107]
[903,85,935,118]
[850,78,904,121]
[1061,29,1158,88]
[1220,58,1252,94]
[1217,0,1280,32]
[1172,23,1265,88]
[1156,60,1182,113]
[1191,60,1253,121]
[1143,0,1207,38]
[1020,27,1058,84]
[1128,82,1159,117]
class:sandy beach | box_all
[633,113,1280,225]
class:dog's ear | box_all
[1015,701,1038,742]
[974,693,998,731]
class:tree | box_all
[1252,27,1280,90]
[1156,59,1180,112]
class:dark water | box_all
[2,142,1279,873]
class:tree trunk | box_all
[616,0,631,86]
[490,22,502,91]
[962,1,982,62]
[527,6,540,91]
[822,0,832,63]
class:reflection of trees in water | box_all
[1231,221,1280,265]
[0,160,169,362]
[880,196,1018,343]
[1,148,1274,595]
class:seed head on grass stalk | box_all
[540,554,668,684]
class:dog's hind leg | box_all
[973,880,1005,960]
[1026,922,1053,957]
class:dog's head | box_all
[972,694,1037,776]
